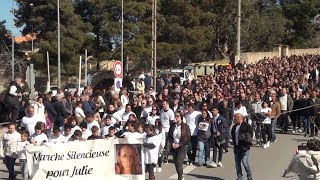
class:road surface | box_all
[0,126,306,180]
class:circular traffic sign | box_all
[113,61,123,78]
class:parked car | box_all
[64,83,85,94]
[37,85,59,96]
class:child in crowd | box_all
[68,130,83,141]
[155,119,166,172]
[86,113,100,133]
[101,115,114,136]
[0,123,21,180]
[144,125,162,180]
[30,123,48,145]
[49,127,66,143]
[69,117,81,136]
[122,122,137,138]
[104,126,117,139]
[80,121,91,140]
[87,126,104,140]
[63,124,72,141]
[17,131,30,180]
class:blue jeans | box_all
[5,156,16,179]
[271,120,277,141]
[198,140,210,165]
[302,116,310,134]
[234,148,252,180]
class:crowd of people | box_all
[0,54,320,180]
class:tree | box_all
[281,0,320,48]
[75,0,153,69]
[15,0,93,76]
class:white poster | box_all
[26,140,144,180]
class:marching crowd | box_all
[0,54,320,180]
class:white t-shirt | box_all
[173,124,181,144]
[100,125,113,136]
[233,106,248,118]
[21,115,46,136]
[146,114,160,125]
[160,108,175,132]
[75,107,86,118]
[17,141,30,159]
[30,133,48,144]
[261,107,272,124]
[49,134,66,143]
[185,110,201,136]
[86,121,100,133]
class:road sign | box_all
[113,61,123,78]
[87,74,92,85]
[114,78,122,92]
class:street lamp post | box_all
[30,3,34,53]
[121,0,124,80]
[57,0,61,88]
[236,0,241,62]
[11,0,15,81]
[151,0,157,88]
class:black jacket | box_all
[168,122,190,150]
[43,99,57,123]
[231,121,253,151]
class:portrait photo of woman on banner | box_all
[115,144,142,175]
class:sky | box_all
[0,0,22,37]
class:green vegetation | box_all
[5,0,319,74]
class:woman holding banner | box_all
[115,144,142,175]
[168,110,191,180]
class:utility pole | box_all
[85,49,88,86]
[11,0,15,81]
[151,0,157,88]
[121,0,124,80]
[57,0,61,88]
[30,3,34,53]
[236,0,241,63]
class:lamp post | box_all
[57,0,61,89]
[151,0,157,88]
[11,0,15,81]
[30,3,34,53]
[236,0,241,62]
[121,0,124,80]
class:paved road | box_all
[0,126,306,180]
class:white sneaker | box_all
[157,167,162,172]
[263,144,268,149]
[266,141,270,147]
[207,162,217,168]
[217,161,223,167]
[299,129,303,133]
[292,130,296,133]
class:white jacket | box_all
[286,151,320,180]
[0,131,21,158]
[144,134,162,164]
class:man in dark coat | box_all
[5,77,23,123]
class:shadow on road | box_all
[291,138,308,142]
[188,173,225,180]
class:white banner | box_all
[26,139,144,180]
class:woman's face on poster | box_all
[119,146,134,172]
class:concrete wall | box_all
[240,51,279,64]
[288,48,320,56]
[239,47,320,64]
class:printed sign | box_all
[26,140,144,180]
